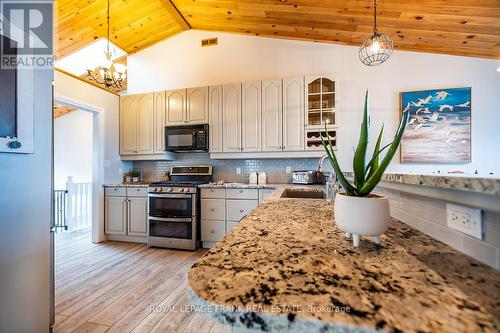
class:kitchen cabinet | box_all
[283,77,305,151]
[153,91,166,154]
[105,186,148,242]
[223,83,242,152]
[305,74,336,127]
[186,86,209,124]
[259,189,275,203]
[105,196,127,235]
[200,188,266,248]
[262,79,283,151]
[119,93,154,155]
[166,87,209,126]
[127,196,148,237]
[166,89,186,125]
[120,95,138,155]
[209,85,223,153]
[137,93,154,154]
[241,81,261,152]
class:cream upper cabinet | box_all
[153,91,166,154]
[136,93,154,154]
[209,85,223,152]
[241,81,261,152]
[223,83,241,152]
[261,79,283,151]
[166,89,186,125]
[187,87,209,124]
[120,95,138,155]
[283,77,305,151]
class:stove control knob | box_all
[167,188,173,192]
[157,188,162,192]
[153,188,158,192]
[185,188,191,193]
[179,188,184,192]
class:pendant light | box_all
[359,0,394,66]
[86,0,126,89]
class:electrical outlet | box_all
[446,203,482,239]
[236,167,241,175]
[286,166,291,174]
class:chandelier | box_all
[86,0,126,89]
[359,0,394,66]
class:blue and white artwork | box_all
[400,87,471,164]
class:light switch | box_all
[236,167,241,175]
[286,166,291,174]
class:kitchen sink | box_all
[281,188,326,199]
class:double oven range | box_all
[147,165,212,250]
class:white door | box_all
[186,87,209,124]
[166,89,186,125]
[127,197,148,237]
[222,83,241,152]
[137,93,154,154]
[209,85,223,152]
[153,91,166,154]
[241,81,261,152]
[120,95,137,154]
[105,196,126,235]
[283,77,305,151]
[261,79,283,151]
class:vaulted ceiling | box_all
[55,0,500,61]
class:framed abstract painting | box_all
[400,87,471,164]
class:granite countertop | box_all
[102,183,149,187]
[187,186,500,333]
[198,183,281,190]
[343,172,500,196]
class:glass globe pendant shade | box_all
[359,32,394,66]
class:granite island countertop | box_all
[344,172,500,196]
[102,183,149,187]
[187,187,500,333]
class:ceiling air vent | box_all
[201,37,218,47]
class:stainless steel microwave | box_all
[164,124,209,152]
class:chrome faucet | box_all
[317,154,328,172]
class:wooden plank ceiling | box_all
[55,0,500,62]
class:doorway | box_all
[53,106,93,235]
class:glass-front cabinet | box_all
[305,74,337,150]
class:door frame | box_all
[54,94,106,243]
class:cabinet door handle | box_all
[210,229,215,234]
[239,190,243,193]
[240,209,244,212]
[210,208,215,212]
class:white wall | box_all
[54,110,93,188]
[0,68,53,332]
[128,30,500,177]
[54,71,131,183]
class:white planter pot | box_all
[334,193,390,247]
[132,177,139,182]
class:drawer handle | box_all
[210,230,215,234]
[114,188,117,191]
[239,190,243,193]
[210,208,215,212]
[136,189,140,191]
[210,189,215,192]
[240,209,244,212]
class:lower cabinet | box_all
[105,187,148,242]
[200,188,272,248]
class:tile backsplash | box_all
[133,153,324,183]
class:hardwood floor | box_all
[54,229,228,333]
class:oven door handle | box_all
[148,194,192,198]
[148,217,192,223]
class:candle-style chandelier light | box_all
[86,0,126,89]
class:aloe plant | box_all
[321,91,410,197]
